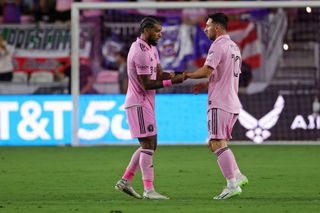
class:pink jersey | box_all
[124,37,159,109]
[204,34,241,114]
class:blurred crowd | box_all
[0,0,281,95]
[0,0,101,24]
[0,0,275,24]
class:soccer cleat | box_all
[115,179,142,199]
[143,190,170,200]
[236,174,249,188]
[213,186,242,200]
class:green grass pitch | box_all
[0,145,320,213]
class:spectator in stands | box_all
[79,62,98,94]
[1,0,21,23]
[54,0,72,24]
[114,49,128,94]
[34,0,56,23]
[57,61,98,94]
[20,0,35,23]
[0,34,15,82]
[81,0,103,66]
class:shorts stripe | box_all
[137,107,146,134]
[211,109,214,135]
[207,108,238,140]
[214,109,218,135]
[212,108,218,135]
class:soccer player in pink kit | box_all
[185,13,248,199]
[115,17,185,200]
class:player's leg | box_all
[138,136,167,200]
[135,107,168,200]
[210,139,242,199]
[139,135,156,194]
[139,137,169,200]
[122,148,141,182]
[115,106,150,199]
[115,145,142,198]
[208,108,241,199]
[227,114,248,187]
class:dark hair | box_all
[139,16,161,33]
[208,13,228,30]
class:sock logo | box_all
[238,95,285,144]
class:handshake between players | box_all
[163,70,209,94]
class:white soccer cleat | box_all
[143,190,170,200]
[213,186,242,200]
[115,179,142,199]
[236,174,249,188]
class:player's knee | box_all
[209,140,227,152]
[138,135,157,150]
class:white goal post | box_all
[71,1,320,146]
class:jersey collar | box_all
[137,37,151,50]
[214,34,230,44]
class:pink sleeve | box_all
[134,50,152,75]
[204,44,223,70]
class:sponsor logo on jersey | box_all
[140,43,147,52]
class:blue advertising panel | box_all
[0,94,208,146]
[0,95,72,146]
[1,93,319,146]
[78,94,207,145]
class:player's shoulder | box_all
[139,42,148,52]
[131,41,149,54]
[228,40,241,52]
[133,39,150,51]
[209,41,225,54]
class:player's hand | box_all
[184,72,192,79]
[162,72,175,80]
[171,73,185,84]
[181,71,188,80]
[191,82,208,94]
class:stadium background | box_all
[0,1,320,213]
[0,0,319,145]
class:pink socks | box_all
[121,148,156,191]
[215,147,236,180]
[122,148,141,181]
[140,149,155,191]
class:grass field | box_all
[0,145,320,213]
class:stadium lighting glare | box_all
[283,43,289,51]
[306,6,312,13]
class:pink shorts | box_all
[207,108,238,140]
[126,105,157,138]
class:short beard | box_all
[148,38,157,46]
[210,34,216,41]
